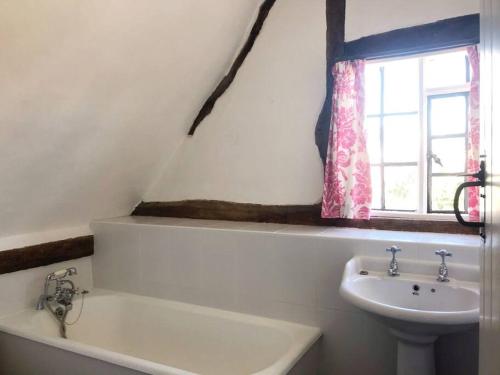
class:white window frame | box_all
[366,47,471,221]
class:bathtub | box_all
[0,289,321,375]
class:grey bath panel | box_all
[0,332,148,375]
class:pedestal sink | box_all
[340,256,479,375]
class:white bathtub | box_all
[0,289,321,375]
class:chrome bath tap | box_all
[386,245,402,277]
[435,249,452,282]
[37,267,78,310]
[36,267,88,338]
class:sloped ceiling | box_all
[0,0,261,243]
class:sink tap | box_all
[386,245,402,277]
[435,249,452,282]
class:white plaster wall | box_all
[145,0,326,205]
[0,0,261,245]
[345,0,480,41]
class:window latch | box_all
[428,153,443,167]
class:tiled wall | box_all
[92,217,480,375]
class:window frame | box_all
[426,91,470,214]
[366,47,472,220]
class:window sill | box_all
[371,211,465,222]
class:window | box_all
[365,49,471,217]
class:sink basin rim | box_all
[340,257,480,326]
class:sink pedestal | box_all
[390,329,437,375]
[340,256,479,375]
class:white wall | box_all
[145,0,326,205]
[0,0,261,246]
[345,0,479,41]
[92,217,480,375]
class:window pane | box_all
[384,58,419,113]
[424,51,468,89]
[365,64,381,115]
[429,95,467,136]
[384,166,418,211]
[431,176,466,212]
[371,166,382,209]
[383,114,419,163]
[366,117,381,164]
[430,137,466,174]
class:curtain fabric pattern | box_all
[467,45,480,222]
[321,60,371,219]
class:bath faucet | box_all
[386,245,402,277]
[36,267,88,338]
[37,267,79,310]
[435,249,452,282]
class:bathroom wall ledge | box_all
[0,236,93,275]
[131,200,477,235]
[95,216,479,253]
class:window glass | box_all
[365,64,381,115]
[430,138,467,174]
[429,95,467,136]
[384,58,419,113]
[370,167,382,210]
[366,117,381,164]
[383,115,419,163]
[424,51,468,88]
[384,166,418,211]
[431,176,466,212]
[364,48,472,215]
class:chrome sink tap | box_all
[435,249,453,282]
[386,245,402,277]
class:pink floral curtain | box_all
[466,45,480,222]
[321,60,372,219]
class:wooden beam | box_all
[0,236,93,275]
[315,0,346,163]
[341,14,479,61]
[132,200,477,235]
[188,0,277,135]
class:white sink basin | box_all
[340,256,479,375]
[340,256,479,326]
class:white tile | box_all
[139,226,203,289]
[316,308,368,375]
[315,238,357,312]
[92,223,141,293]
[275,225,327,236]
[235,232,280,301]
[272,236,318,306]
[139,280,203,306]
[200,232,238,295]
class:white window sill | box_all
[371,210,464,222]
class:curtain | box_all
[466,46,480,222]
[321,60,372,219]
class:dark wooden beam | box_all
[315,0,346,163]
[132,200,477,235]
[188,0,277,135]
[0,236,94,275]
[341,14,479,61]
